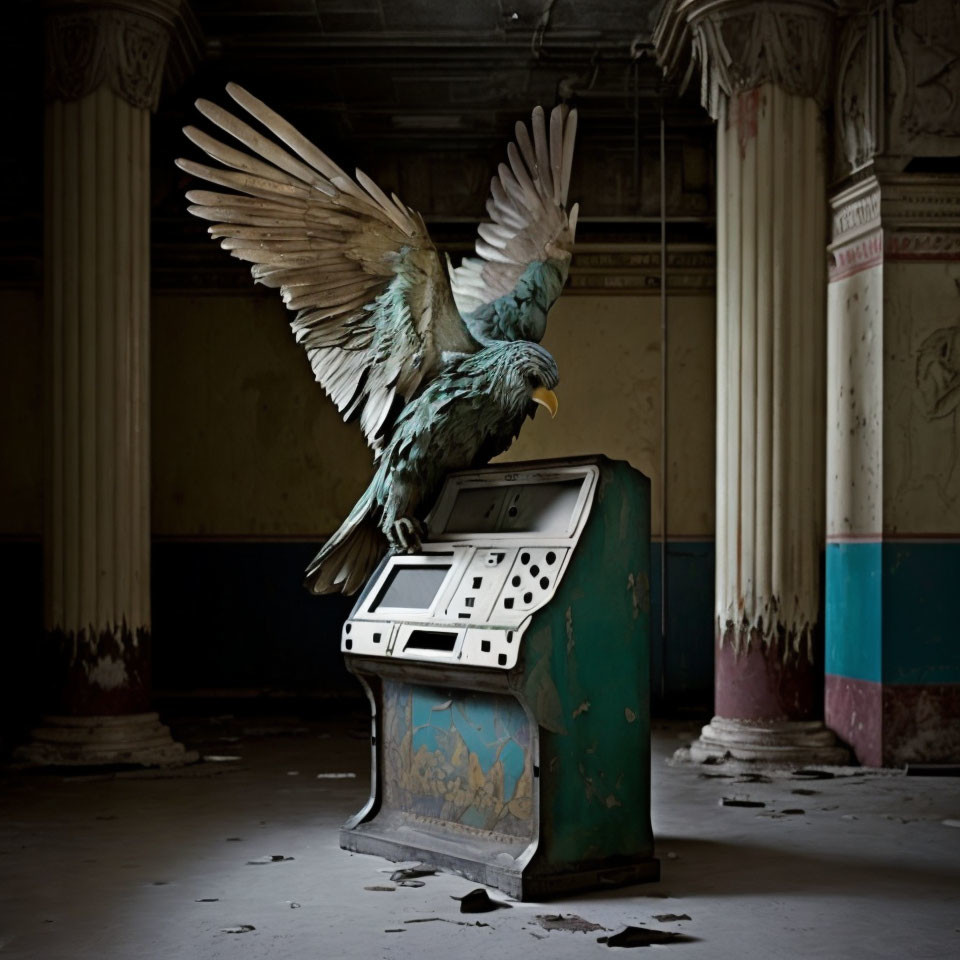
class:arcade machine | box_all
[339,455,658,900]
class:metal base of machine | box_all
[341,815,660,901]
[688,717,850,765]
[14,713,197,767]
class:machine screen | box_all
[444,477,584,535]
[371,565,451,611]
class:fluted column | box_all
[655,0,847,762]
[21,0,194,765]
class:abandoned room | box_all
[1,0,959,956]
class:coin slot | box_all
[404,630,457,652]
[458,613,471,620]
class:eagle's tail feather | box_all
[304,493,386,596]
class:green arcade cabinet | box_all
[339,455,659,900]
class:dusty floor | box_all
[1,715,959,959]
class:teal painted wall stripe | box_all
[826,541,960,685]
[883,542,960,685]
[826,541,882,683]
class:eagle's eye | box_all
[526,373,540,389]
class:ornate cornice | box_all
[653,0,837,119]
[44,0,197,111]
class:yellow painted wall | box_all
[1,288,717,542]
[152,292,716,539]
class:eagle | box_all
[178,85,578,595]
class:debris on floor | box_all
[246,854,294,864]
[385,928,406,933]
[390,866,437,882]
[202,755,242,763]
[364,885,395,892]
[942,819,960,828]
[781,808,806,815]
[316,772,356,779]
[535,913,606,933]
[221,925,255,934]
[598,926,695,947]
[404,918,491,928]
[453,888,511,913]
[652,914,691,922]
[792,788,819,796]
[721,798,765,808]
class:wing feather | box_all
[449,103,578,342]
[179,84,479,453]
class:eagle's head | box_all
[482,340,559,419]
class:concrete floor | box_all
[1,715,959,959]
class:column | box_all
[19,0,194,765]
[825,0,960,766]
[655,0,848,762]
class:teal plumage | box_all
[179,85,578,594]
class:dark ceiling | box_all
[1,0,715,291]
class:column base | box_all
[14,713,197,767]
[688,717,851,765]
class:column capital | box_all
[653,0,838,119]
[44,0,201,111]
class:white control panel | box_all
[341,463,598,670]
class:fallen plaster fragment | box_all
[221,925,255,934]
[246,855,294,865]
[536,913,606,933]
[573,701,590,719]
[598,926,696,947]
[287,902,301,909]
[625,708,637,723]
[454,888,511,913]
[721,798,765,808]
[203,755,242,763]
[398,880,425,888]
[652,914,691,923]
[391,866,437,882]
[317,772,356,779]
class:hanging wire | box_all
[659,91,669,705]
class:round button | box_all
[511,575,521,587]
[540,577,549,589]
[520,552,530,564]
[530,564,540,576]
[545,551,556,565]
[523,591,533,603]
[507,506,518,517]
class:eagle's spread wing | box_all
[448,104,579,345]
[177,83,479,453]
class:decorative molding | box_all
[828,174,960,279]
[653,0,837,120]
[834,3,884,175]
[44,1,192,111]
[887,0,960,157]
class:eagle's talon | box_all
[389,517,422,554]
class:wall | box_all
[825,191,960,764]
[0,281,716,719]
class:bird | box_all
[178,84,579,595]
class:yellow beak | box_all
[531,386,559,419]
